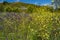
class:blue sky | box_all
[0,0,51,5]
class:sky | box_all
[0,0,51,5]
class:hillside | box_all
[0,2,53,12]
[0,2,60,40]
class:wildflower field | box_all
[0,2,60,40]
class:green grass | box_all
[0,11,60,40]
[0,2,60,40]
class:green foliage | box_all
[3,1,9,5]
[0,5,4,12]
[26,6,33,13]
[0,2,60,40]
[5,6,13,12]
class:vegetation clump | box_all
[0,1,60,40]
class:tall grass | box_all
[0,9,60,40]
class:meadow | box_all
[0,2,60,40]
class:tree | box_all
[52,0,60,9]
[3,1,9,5]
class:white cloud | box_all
[41,3,50,6]
[34,2,39,5]
[43,4,48,6]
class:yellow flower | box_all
[37,16,40,18]
[59,32,60,34]
[39,18,41,20]
[54,28,56,30]
[43,25,46,28]
[43,35,45,37]
[31,29,34,32]
[51,18,53,20]
[45,33,48,37]
[35,30,37,33]
[28,25,30,28]
[35,18,37,21]
[32,22,34,24]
